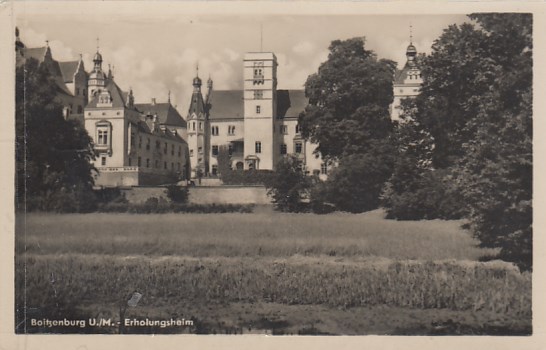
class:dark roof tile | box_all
[135,102,187,128]
[277,89,307,119]
[208,90,244,120]
[58,61,80,83]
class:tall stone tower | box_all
[243,52,278,170]
[187,70,210,177]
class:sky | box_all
[15,3,468,114]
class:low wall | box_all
[189,186,270,205]
[95,168,179,187]
[119,185,271,205]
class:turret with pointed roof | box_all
[390,27,423,121]
[187,67,210,176]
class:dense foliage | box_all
[382,14,532,270]
[216,145,273,185]
[300,37,396,160]
[299,37,396,212]
[265,155,312,212]
[165,184,189,203]
[16,58,96,212]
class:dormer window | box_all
[97,91,112,106]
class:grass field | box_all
[15,210,531,335]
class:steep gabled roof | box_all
[208,90,244,120]
[394,63,421,85]
[21,47,48,63]
[277,89,307,119]
[58,61,80,83]
[187,90,206,117]
[135,102,187,128]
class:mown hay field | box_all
[15,210,531,335]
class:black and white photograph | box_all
[1,0,543,348]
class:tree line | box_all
[266,13,532,271]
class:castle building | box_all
[17,26,419,187]
[15,27,88,123]
[390,40,422,121]
[84,49,190,187]
[186,52,327,179]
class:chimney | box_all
[151,98,156,105]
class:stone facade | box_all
[187,51,328,180]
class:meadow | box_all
[15,210,531,335]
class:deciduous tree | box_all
[16,58,96,212]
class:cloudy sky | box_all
[15,3,468,114]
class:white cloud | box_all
[20,26,77,61]
[292,41,315,55]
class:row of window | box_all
[129,132,183,157]
[203,141,305,156]
[209,124,301,137]
[191,121,203,132]
[189,147,203,157]
[99,155,184,172]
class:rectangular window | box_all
[199,122,203,131]
[138,157,142,167]
[97,129,109,145]
[138,136,142,149]
[101,156,106,166]
[146,138,150,150]
[146,158,150,168]
[296,124,301,134]
[255,141,262,154]
[171,162,174,170]
[192,122,196,131]
[321,163,328,175]
[212,126,219,136]
[228,144,233,156]
[228,125,235,135]
[212,145,219,156]
[178,146,182,156]
[281,125,287,134]
[155,159,159,168]
[254,90,263,99]
[164,142,168,154]
[295,142,303,154]
[164,161,167,169]
[280,144,287,155]
[256,105,261,114]
[171,144,175,156]
[253,63,264,85]
[190,149,194,157]
[212,165,218,176]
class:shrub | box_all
[382,168,468,220]
[265,155,311,212]
[165,184,189,204]
[221,169,274,185]
[322,148,395,213]
[97,199,254,214]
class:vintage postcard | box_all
[1,1,544,349]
